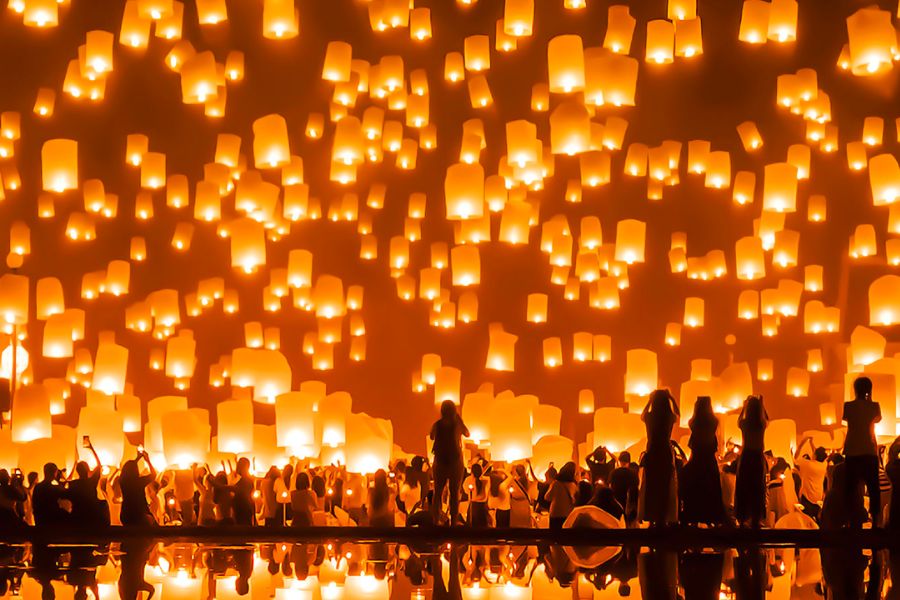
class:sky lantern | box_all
[532,435,573,479]
[91,342,128,395]
[548,35,585,93]
[345,413,392,474]
[180,51,217,103]
[41,139,78,193]
[464,35,490,71]
[767,419,796,460]
[645,20,675,64]
[850,325,886,368]
[550,101,590,155]
[767,0,797,43]
[846,7,896,76]
[674,18,703,57]
[410,7,431,40]
[504,0,533,36]
[869,275,900,326]
[763,162,798,212]
[11,384,51,443]
[869,154,900,205]
[262,0,299,39]
[683,297,704,328]
[275,392,320,457]
[165,330,196,380]
[434,366,461,404]
[77,405,124,467]
[323,41,352,82]
[252,114,290,168]
[85,30,114,74]
[485,324,517,371]
[863,116,884,146]
[450,245,480,287]
[162,409,210,468]
[604,5,635,54]
[229,218,267,273]
[216,399,254,454]
[593,407,644,454]
[445,162,484,220]
[614,219,646,264]
[624,349,657,397]
[738,0,770,44]
[489,394,533,462]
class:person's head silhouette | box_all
[440,399,456,420]
[618,451,631,466]
[854,376,873,400]
[42,463,58,482]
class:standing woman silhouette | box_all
[638,389,680,526]
[735,395,769,528]
[679,396,727,525]
[429,400,470,526]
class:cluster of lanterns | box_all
[0,0,899,474]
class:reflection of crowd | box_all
[0,540,894,599]
[0,377,894,531]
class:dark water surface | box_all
[0,539,891,599]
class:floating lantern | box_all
[262,0,299,39]
[162,410,211,468]
[604,5,636,54]
[548,35,585,93]
[615,219,646,264]
[41,139,78,193]
[846,7,896,76]
[869,154,900,205]
[763,163,798,212]
[768,0,797,43]
[646,20,675,64]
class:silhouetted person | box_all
[119,450,157,526]
[609,451,639,523]
[843,376,882,527]
[679,550,724,600]
[638,548,678,600]
[32,463,69,527]
[464,462,490,527]
[232,457,256,526]
[68,461,103,527]
[735,395,768,528]
[794,436,827,520]
[546,461,577,529]
[586,446,616,484]
[638,389,679,526]
[117,539,155,600]
[429,400,469,526]
[680,396,726,525]
[0,470,25,528]
[290,472,317,527]
[887,437,900,529]
[367,469,395,528]
[731,547,766,600]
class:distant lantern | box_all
[674,18,703,57]
[262,0,299,39]
[41,139,78,193]
[624,349,657,397]
[504,0,533,37]
[604,5,636,54]
[464,35,490,71]
[548,35,585,93]
[762,162,798,212]
[445,163,485,220]
[485,324,517,371]
[869,154,900,205]
[614,219,646,264]
[253,114,291,168]
[216,399,254,454]
[739,0,770,44]
[768,0,797,43]
[846,7,896,76]
[645,20,675,64]
[869,275,900,326]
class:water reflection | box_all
[0,540,894,598]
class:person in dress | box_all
[735,395,768,528]
[679,396,727,525]
[429,400,470,526]
[842,376,883,528]
[119,451,157,527]
[638,389,680,526]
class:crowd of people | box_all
[0,376,894,532]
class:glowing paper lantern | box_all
[11,384,51,443]
[253,114,291,168]
[846,7,896,76]
[869,154,900,205]
[624,349,657,397]
[77,405,124,466]
[548,35,585,93]
[763,163,798,212]
[869,275,900,326]
[550,101,590,155]
[504,0,533,36]
[489,395,533,462]
[275,391,319,457]
[162,409,211,468]
[768,0,797,43]
[604,5,636,54]
[485,325,517,372]
[262,0,299,39]
[41,139,78,193]
[615,219,646,264]
[532,435,574,479]
[434,366,461,404]
[646,20,675,64]
[345,413,392,474]
[445,163,484,220]
[216,399,254,454]
[320,391,352,447]
[91,342,128,395]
